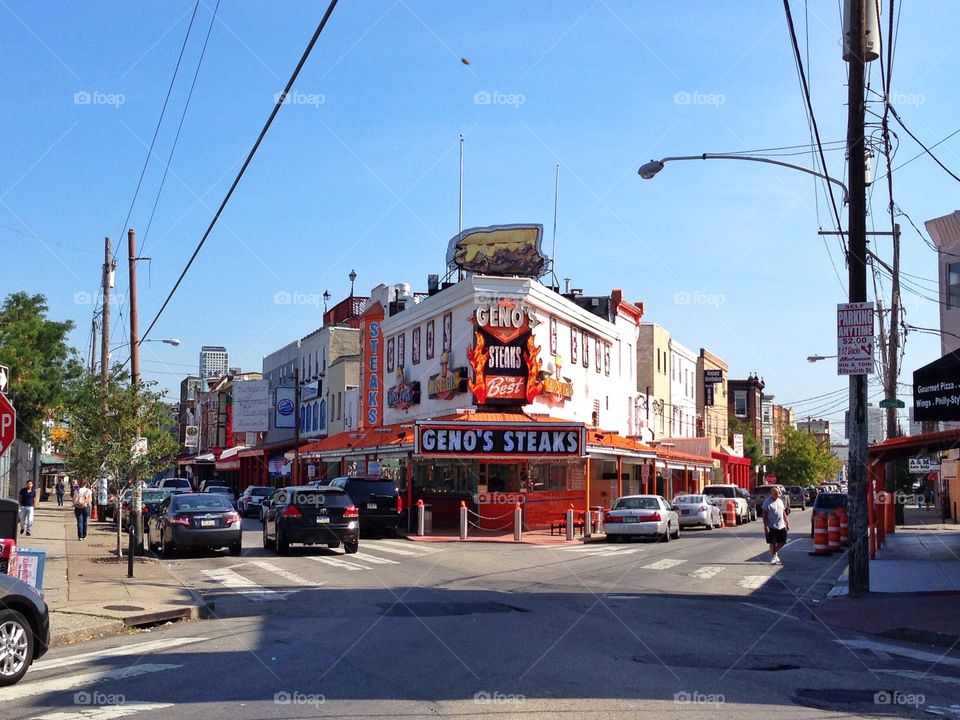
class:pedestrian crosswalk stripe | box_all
[203,568,292,601]
[377,539,439,554]
[690,566,724,580]
[361,543,422,557]
[353,553,400,565]
[641,558,686,570]
[307,556,367,571]
[0,663,180,702]
[594,547,647,557]
[737,575,767,589]
[248,560,324,587]
[31,702,174,720]
[36,637,207,671]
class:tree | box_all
[0,292,84,448]
[63,369,179,489]
[728,414,763,467]
[768,426,843,488]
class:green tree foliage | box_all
[728,414,763,466]
[0,292,83,447]
[63,369,179,488]
[768,425,843,487]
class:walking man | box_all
[73,479,93,541]
[55,477,65,507]
[18,480,37,536]
[762,485,789,565]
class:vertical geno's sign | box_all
[837,302,874,375]
[360,303,385,428]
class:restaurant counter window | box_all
[526,461,575,492]
[378,457,408,495]
[414,461,478,495]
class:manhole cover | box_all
[103,605,144,612]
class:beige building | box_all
[926,209,960,355]
[326,353,360,436]
[697,348,729,453]
[637,323,671,439]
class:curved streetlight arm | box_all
[639,154,848,204]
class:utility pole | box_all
[100,238,113,386]
[90,315,98,375]
[293,365,301,485]
[845,0,870,597]
[886,223,902,521]
[127,228,141,578]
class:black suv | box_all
[263,486,359,554]
[321,476,402,535]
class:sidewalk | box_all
[15,502,204,647]
[817,506,960,647]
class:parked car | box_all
[262,486,359,555]
[238,485,274,518]
[319,476,402,535]
[202,485,233,496]
[604,495,680,542]
[750,484,792,515]
[803,488,815,505]
[115,489,134,529]
[701,484,750,524]
[671,494,722,529]
[147,492,242,557]
[810,492,848,537]
[0,572,50,686]
[738,488,757,521]
[158,477,193,492]
[786,485,807,510]
[124,488,179,532]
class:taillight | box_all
[343,505,359,519]
[141,505,150,514]
[643,512,662,522]
[225,512,240,524]
[604,513,622,523]
[396,495,403,514]
[168,515,191,526]
[698,505,707,512]
[281,505,301,518]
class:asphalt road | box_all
[4,515,959,719]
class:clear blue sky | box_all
[2,1,957,436]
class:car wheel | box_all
[661,526,670,543]
[229,540,242,556]
[671,523,680,540]
[262,525,274,550]
[343,538,358,554]
[605,534,616,543]
[0,609,34,687]
[160,534,174,559]
[276,525,289,555]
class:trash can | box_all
[423,505,433,534]
[591,506,604,534]
[0,498,18,541]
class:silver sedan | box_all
[604,495,680,542]
[672,494,721,529]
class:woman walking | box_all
[73,479,93,540]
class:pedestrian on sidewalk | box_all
[762,485,789,565]
[18,480,37,536]
[73,479,93,540]
[55,477,65,506]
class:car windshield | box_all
[815,494,847,509]
[753,486,775,496]
[674,495,704,504]
[614,497,660,510]
[251,487,273,497]
[172,495,232,511]
[347,480,397,492]
[703,486,735,497]
[142,491,168,503]
[205,487,231,493]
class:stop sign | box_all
[0,394,15,455]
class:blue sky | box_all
[2,1,958,435]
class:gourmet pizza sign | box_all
[415,422,586,459]
[467,299,543,406]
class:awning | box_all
[40,453,66,466]
[216,445,248,471]
[711,450,751,466]
[288,424,414,461]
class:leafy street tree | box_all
[63,369,179,490]
[768,425,843,488]
[0,292,84,448]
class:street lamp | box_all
[111,338,180,351]
[638,155,849,204]
[323,290,331,314]
[349,269,357,298]
[807,354,837,363]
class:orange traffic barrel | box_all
[837,507,849,547]
[827,511,841,552]
[811,513,830,555]
[724,500,737,527]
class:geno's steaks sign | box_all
[415,422,585,458]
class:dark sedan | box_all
[0,572,50,686]
[262,486,358,555]
[321,476,402,535]
[810,492,847,537]
[147,493,242,557]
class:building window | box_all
[763,438,773,456]
[949,262,960,308]
[656,348,660,373]
[734,390,748,417]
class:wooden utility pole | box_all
[127,228,142,578]
[293,365,301,485]
[90,315,98,375]
[845,0,870,597]
[100,238,112,385]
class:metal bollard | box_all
[459,501,468,540]
[514,503,522,542]
[583,508,592,539]
[565,506,575,541]
[417,499,425,537]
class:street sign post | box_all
[0,364,9,395]
[0,394,15,455]
[879,398,905,409]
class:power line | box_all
[889,105,960,184]
[138,0,341,347]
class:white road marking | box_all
[690,566,725,580]
[202,568,292,601]
[739,602,801,621]
[641,558,686,570]
[307,556,366,571]
[248,560,324,587]
[594,547,647,557]
[36,637,207,671]
[875,668,960,687]
[31,703,173,720]
[360,543,421,557]
[738,575,768,589]
[839,639,960,668]
[377,539,438,554]
[0,664,179,702]
[353,553,400,565]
